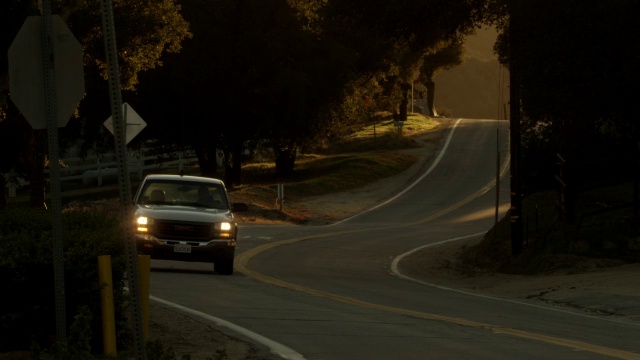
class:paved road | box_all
[149,119,640,360]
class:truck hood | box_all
[135,204,234,223]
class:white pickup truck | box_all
[133,174,247,275]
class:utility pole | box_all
[509,0,523,255]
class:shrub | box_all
[0,205,127,355]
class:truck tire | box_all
[214,250,235,275]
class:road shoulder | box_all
[396,234,640,323]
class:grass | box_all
[228,113,438,221]
[325,113,439,153]
[240,152,417,197]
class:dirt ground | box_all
[147,122,639,359]
[147,303,278,360]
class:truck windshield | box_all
[138,180,229,209]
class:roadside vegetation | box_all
[465,183,640,276]
[0,205,131,359]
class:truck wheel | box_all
[214,250,234,275]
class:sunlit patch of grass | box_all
[351,113,438,140]
[287,152,417,197]
[237,152,416,201]
[327,113,438,153]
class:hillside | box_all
[433,26,510,119]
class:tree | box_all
[136,0,355,183]
[490,0,640,190]
[136,0,292,183]
[308,0,486,121]
[137,0,491,182]
[278,0,491,166]
[419,39,465,117]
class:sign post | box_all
[99,1,147,358]
[8,3,85,346]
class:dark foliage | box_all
[0,206,127,354]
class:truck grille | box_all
[154,220,213,241]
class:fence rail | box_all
[54,151,199,186]
[4,151,200,197]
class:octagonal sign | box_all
[8,16,85,129]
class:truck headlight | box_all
[215,222,233,237]
[136,216,153,232]
[219,222,232,231]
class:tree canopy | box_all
[134,0,355,184]
[419,39,465,117]
[135,0,489,183]
[0,0,189,121]
[490,0,640,189]
[2,0,491,194]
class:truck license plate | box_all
[174,244,192,253]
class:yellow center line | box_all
[236,152,640,359]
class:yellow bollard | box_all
[137,255,150,340]
[98,255,117,357]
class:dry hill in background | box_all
[433,27,510,120]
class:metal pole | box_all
[99,1,147,358]
[41,0,67,345]
[411,82,414,113]
[495,128,500,230]
[277,184,284,211]
[509,1,523,255]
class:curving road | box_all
[149,119,640,360]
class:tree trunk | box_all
[425,79,438,117]
[194,143,218,178]
[508,5,523,255]
[230,142,243,186]
[399,83,410,121]
[222,148,233,187]
[0,172,7,210]
[275,146,297,177]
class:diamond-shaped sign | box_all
[8,16,84,129]
[104,103,147,144]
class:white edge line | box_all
[150,296,307,360]
[331,118,463,226]
[390,234,640,327]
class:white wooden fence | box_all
[53,151,199,186]
[4,150,213,197]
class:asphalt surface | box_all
[149,119,640,360]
